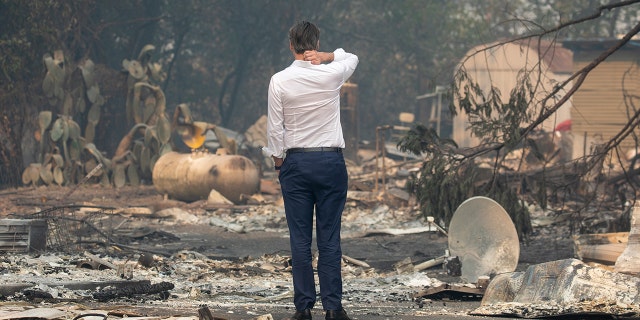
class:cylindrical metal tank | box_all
[152,151,260,203]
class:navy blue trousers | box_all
[278,150,348,311]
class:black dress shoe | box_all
[282,308,312,320]
[325,309,351,320]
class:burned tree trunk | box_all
[0,87,33,189]
[0,118,23,188]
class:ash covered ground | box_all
[0,184,576,319]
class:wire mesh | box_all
[33,205,116,252]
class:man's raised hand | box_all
[304,50,322,65]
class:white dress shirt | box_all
[263,48,359,159]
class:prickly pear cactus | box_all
[28,45,171,189]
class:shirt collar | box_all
[291,60,313,68]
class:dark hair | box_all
[289,21,320,54]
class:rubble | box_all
[2,136,640,319]
[615,203,640,275]
[573,231,627,265]
[0,218,47,252]
[0,241,452,319]
[0,184,460,318]
[472,259,640,318]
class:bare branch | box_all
[456,19,640,161]
[458,1,640,72]
[526,20,640,137]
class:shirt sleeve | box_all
[262,77,285,158]
[332,48,359,81]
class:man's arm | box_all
[263,77,286,170]
[305,49,358,79]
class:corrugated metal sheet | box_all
[571,53,640,155]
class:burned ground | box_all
[0,184,580,319]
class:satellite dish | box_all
[448,196,520,283]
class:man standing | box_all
[263,21,358,320]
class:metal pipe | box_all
[375,125,392,193]
[375,128,380,193]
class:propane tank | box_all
[152,151,260,203]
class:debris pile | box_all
[3,128,640,319]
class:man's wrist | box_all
[272,156,283,170]
[324,52,334,63]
